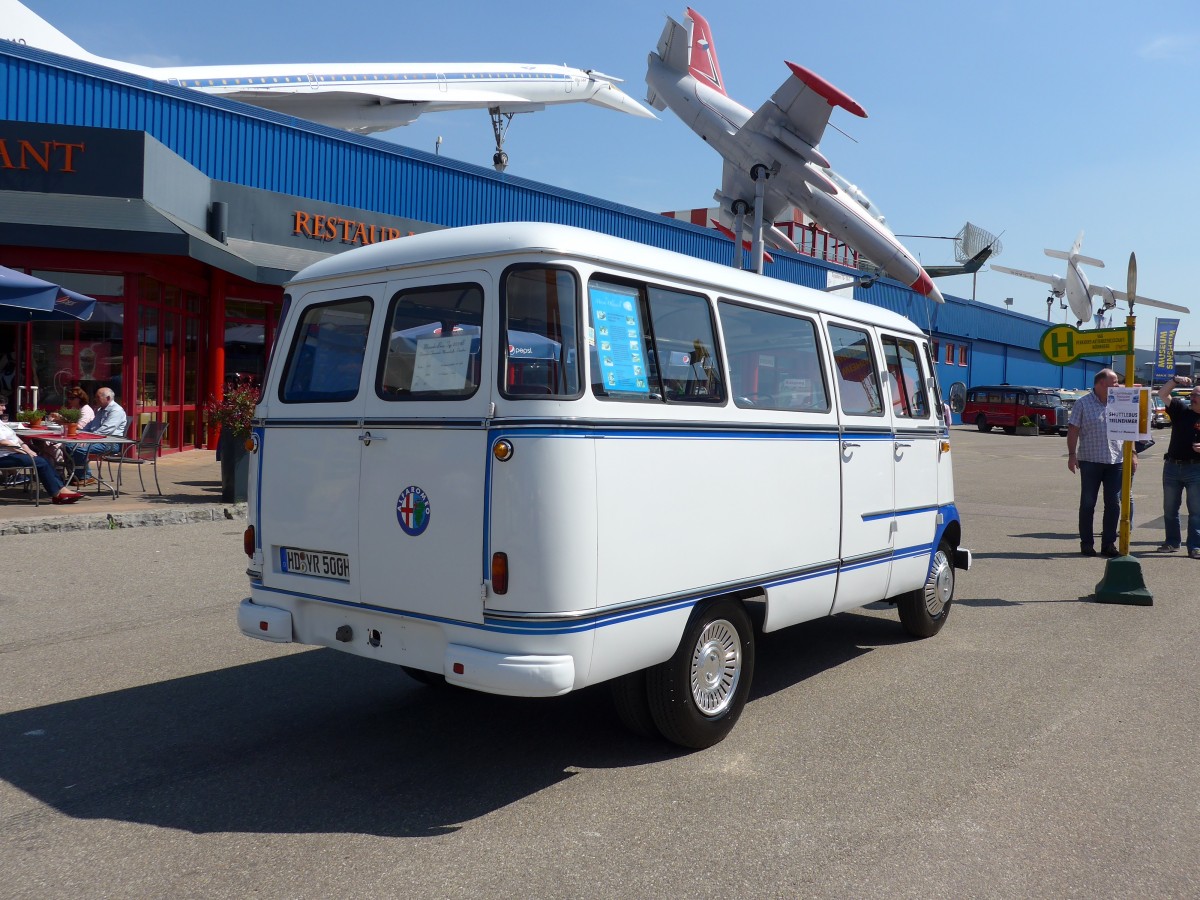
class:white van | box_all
[238,222,970,748]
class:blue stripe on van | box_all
[251,528,955,637]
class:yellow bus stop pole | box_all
[1096,252,1152,605]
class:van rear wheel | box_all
[897,540,955,638]
[646,598,755,749]
[975,415,990,432]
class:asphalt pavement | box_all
[0,427,1196,899]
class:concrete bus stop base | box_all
[1094,556,1154,606]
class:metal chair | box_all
[104,420,168,495]
[0,457,42,505]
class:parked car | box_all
[1151,395,1169,429]
[962,385,1068,434]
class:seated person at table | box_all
[52,386,95,429]
[36,386,96,469]
[0,418,83,504]
[68,386,128,487]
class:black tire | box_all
[646,598,755,749]
[975,415,989,432]
[897,540,955,638]
[1003,425,1016,435]
[401,665,447,687]
[610,669,658,739]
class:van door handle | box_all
[894,441,912,448]
[841,441,861,450]
[358,431,386,446]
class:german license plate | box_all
[280,547,350,581]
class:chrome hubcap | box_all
[923,550,953,617]
[690,619,742,717]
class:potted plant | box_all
[206,381,259,502]
[1015,415,1039,437]
[17,408,46,427]
[57,406,83,436]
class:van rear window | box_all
[280,297,373,403]
[378,283,484,400]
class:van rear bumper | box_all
[238,598,294,643]
[444,643,575,697]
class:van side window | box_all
[883,335,929,418]
[828,324,883,416]
[279,297,372,403]
[647,284,725,404]
[500,266,581,398]
[719,301,829,411]
[588,278,724,404]
[377,283,484,400]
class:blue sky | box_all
[21,0,1200,354]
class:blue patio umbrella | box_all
[0,265,97,322]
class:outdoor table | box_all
[20,429,136,499]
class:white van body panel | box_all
[242,222,964,700]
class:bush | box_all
[1018,416,1034,427]
[57,407,83,423]
[206,382,259,438]
[17,408,46,423]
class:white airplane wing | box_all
[1088,284,1190,314]
[742,62,867,159]
[990,264,1063,291]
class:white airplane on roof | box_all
[991,231,1189,326]
[644,7,943,302]
[4,0,654,172]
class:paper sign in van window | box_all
[411,335,473,392]
[589,284,649,395]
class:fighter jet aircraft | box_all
[991,232,1188,326]
[5,0,654,171]
[645,7,943,302]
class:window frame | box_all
[497,264,584,401]
[278,294,374,405]
[827,321,885,418]
[717,298,831,414]
[882,334,931,420]
[373,280,486,402]
[586,274,726,406]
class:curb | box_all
[0,503,248,536]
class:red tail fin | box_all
[686,8,726,95]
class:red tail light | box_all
[243,525,255,558]
[491,552,508,594]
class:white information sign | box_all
[826,271,855,294]
[410,335,472,392]
[1107,387,1151,441]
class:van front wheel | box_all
[647,599,755,749]
[975,415,990,432]
[897,540,955,638]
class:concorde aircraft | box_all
[645,7,943,302]
[4,0,654,171]
[991,232,1189,326]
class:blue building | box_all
[0,40,1104,450]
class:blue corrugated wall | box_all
[2,42,1107,389]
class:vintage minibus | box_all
[237,223,971,748]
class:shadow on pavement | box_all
[0,613,888,836]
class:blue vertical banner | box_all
[1153,318,1180,382]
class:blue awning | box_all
[0,266,97,322]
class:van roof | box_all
[287,222,922,334]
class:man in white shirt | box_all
[68,386,128,486]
